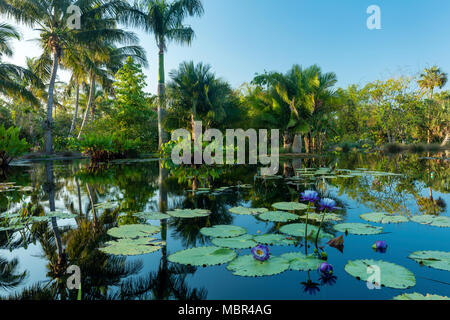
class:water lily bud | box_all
[319,262,333,275]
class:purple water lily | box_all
[301,190,320,203]
[372,240,388,253]
[319,262,333,275]
[251,244,270,262]
[318,198,337,211]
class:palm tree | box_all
[417,66,448,144]
[0,0,136,153]
[122,0,204,148]
[166,61,234,140]
[0,23,42,105]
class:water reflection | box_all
[0,152,448,299]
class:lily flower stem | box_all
[315,210,327,249]
[305,203,311,255]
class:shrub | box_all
[0,125,30,168]
[76,133,140,162]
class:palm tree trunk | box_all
[292,134,302,153]
[45,53,59,154]
[45,162,63,260]
[77,72,95,139]
[441,132,449,147]
[157,44,168,149]
[69,82,80,137]
[86,183,97,229]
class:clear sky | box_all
[4,0,450,94]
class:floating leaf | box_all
[299,213,343,222]
[226,254,289,277]
[107,224,160,239]
[167,208,210,218]
[99,237,164,256]
[280,252,323,271]
[410,215,450,228]
[229,206,268,215]
[168,246,236,266]
[279,223,333,239]
[258,211,300,222]
[200,225,247,238]
[393,293,450,300]
[360,212,408,224]
[133,212,170,220]
[272,202,308,211]
[334,223,383,235]
[211,234,256,249]
[344,259,416,289]
[94,202,118,210]
[253,234,296,246]
[408,251,450,272]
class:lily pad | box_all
[360,212,409,224]
[393,293,450,300]
[168,246,236,266]
[334,223,383,235]
[410,215,450,228]
[200,225,247,238]
[94,202,118,210]
[279,223,333,239]
[211,234,256,249]
[258,211,300,222]
[133,212,171,220]
[226,254,289,277]
[408,251,450,272]
[167,208,210,218]
[107,224,160,239]
[280,252,323,271]
[253,234,296,246]
[299,212,343,222]
[99,237,164,256]
[272,202,308,211]
[345,259,416,289]
[229,206,268,215]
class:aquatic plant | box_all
[334,223,383,235]
[317,198,337,212]
[168,246,236,267]
[393,293,450,300]
[229,206,268,215]
[251,244,270,262]
[408,251,450,272]
[300,190,319,203]
[319,262,333,275]
[258,211,300,222]
[211,234,256,249]
[372,241,388,253]
[200,225,247,238]
[281,252,322,271]
[107,224,160,239]
[226,254,289,277]
[360,212,408,224]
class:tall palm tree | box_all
[122,0,204,148]
[0,22,42,105]
[417,66,448,144]
[0,0,136,153]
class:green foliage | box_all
[0,125,29,167]
[75,132,140,162]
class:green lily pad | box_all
[258,211,300,222]
[253,234,296,246]
[167,208,210,218]
[226,254,289,277]
[408,251,450,271]
[299,212,343,222]
[393,293,450,300]
[410,215,450,228]
[272,202,308,211]
[345,259,416,289]
[200,225,247,238]
[133,212,171,220]
[229,206,268,215]
[168,246,236,266]
[360,212,409,224]
[99,237,165,256]
[211,234,256,249]
[334,223,383,235]
[107,224,160,239]
[279,223,333,239]
[280,252,323,271]
[94,202,118,210]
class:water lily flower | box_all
[372,240,388,253]
[319,262,333,275]
[301,190,320,203]
[251,244,270,262]
[318,198,337,211]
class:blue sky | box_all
[4,0,450,94]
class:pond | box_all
[0,152,449,300]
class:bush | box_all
[0,125,30,167]
[75,133,140,162]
